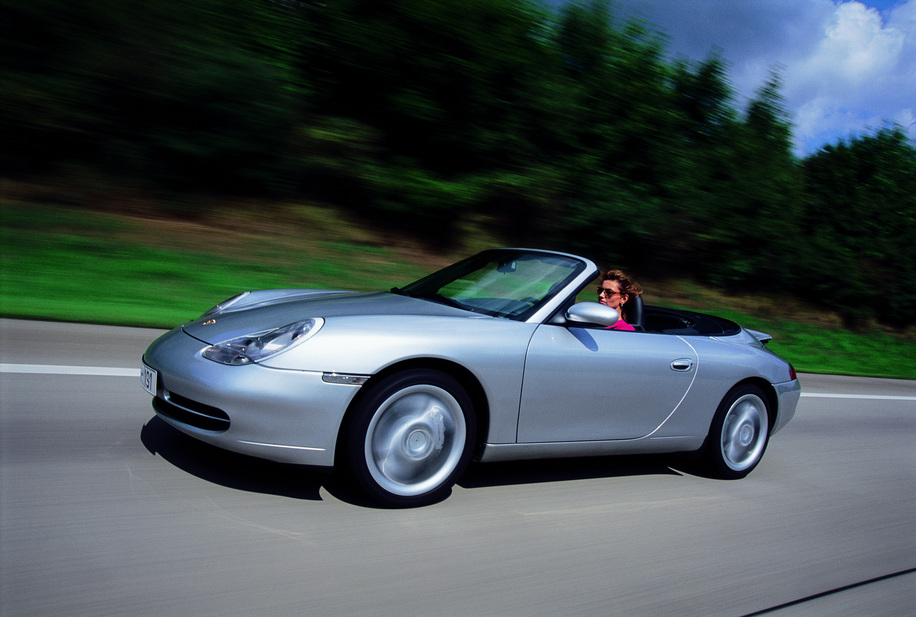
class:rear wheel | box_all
[344,369,476,507]
[706,384,770,479]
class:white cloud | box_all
[609,0,916,155]
[818,2,902,79]
[787,1,914,152]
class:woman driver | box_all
[598,269,643,331]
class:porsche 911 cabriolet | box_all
[141,248,800,506]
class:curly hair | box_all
[602,269,643,322]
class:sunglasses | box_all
[597,287,620,296]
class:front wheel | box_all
[343,370,476,507]
[706,384,771,479]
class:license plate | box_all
[141,363,157,396]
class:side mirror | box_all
[566,302,619,327]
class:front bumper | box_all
[143,328,363,467]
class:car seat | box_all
[623,295,644,331]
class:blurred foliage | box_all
[800,128,916,328]
[1,0,915,327]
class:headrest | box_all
[624,295,644,330]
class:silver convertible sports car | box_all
[142,248,800,506]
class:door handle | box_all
[671,359,694,372]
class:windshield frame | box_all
[395,249,594,322]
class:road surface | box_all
[1,319,913,616]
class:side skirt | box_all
[476,436,704,463]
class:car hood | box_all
[182,290,475,344]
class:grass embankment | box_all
[2,200,914,379]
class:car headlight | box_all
[202,318,324,365]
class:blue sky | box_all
[552,0,916,156]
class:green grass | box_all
[2,201,914,379]
[689,309,914,379]
[0,202,434,327]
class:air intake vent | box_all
[154,392,230,432]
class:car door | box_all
[516,324,698,442]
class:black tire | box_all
[705,384,771,479]
[343,369,476,507]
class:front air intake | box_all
[153,392,230,432]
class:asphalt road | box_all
[1,319,914,616]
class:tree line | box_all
[2,0,914,327]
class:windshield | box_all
[395,249,586,320]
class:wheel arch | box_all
[700,377,777,444]
[334,358,490,466]
[739,377,778,431]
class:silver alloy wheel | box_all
[719,393,769,472]
[364,384,467,497]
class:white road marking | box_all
[801,392,916,401]
[0,363,139,377]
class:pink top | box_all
[606,319,635,331]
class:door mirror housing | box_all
[566,302,619,327]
